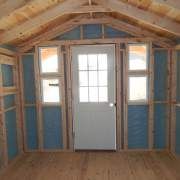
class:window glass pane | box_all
[98,54,107,70]
[79,71,88,86]
[89,71,98,86]
[42,79,60,103]
[129,44,147,70]
[99,87,108,102]
[89,87,98,102]
[40,47,58,73]
[79,87,88,102]
[78,55,88,70]
[129,76,147,101]
[98,71,107,86]
[88,54,97,70]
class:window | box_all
[39,47,58,73]
[39,47,61,104]
[78,54,108,102]
[128,44,148,103]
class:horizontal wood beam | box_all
[0,0,87,44]
[96,0,180,36]
[0,47,16,56]
[0,54,16,65]
[153,0,180,10]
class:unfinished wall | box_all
[20,24,169,151]
[176,50,180,155]
[0,47,22,171]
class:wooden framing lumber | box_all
[96,0,180,36]
[0,54,15,65]
[0,48,16,57]
[0,0,87,44]
[153,0,180,10]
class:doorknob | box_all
[109,103,116,107]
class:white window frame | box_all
[38,46,63,105]
[127,43,149,104]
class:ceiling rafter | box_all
[0,0,30,19]
[95,0,180,36]
[17,14,175,52]
[152,0,180,10]
[0,0,88,44]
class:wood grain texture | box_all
[1,151,180,180]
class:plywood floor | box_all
[1,151,180,180]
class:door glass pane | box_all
[89,71,98,86]
[98,71,107,86]
[42,79,60,103]
[79,87,88,102]
[79,71,88,86]
[40,47,58,73]
[129,44,147,70]
[98,54,107,70]
[88,54,97,70]
[89,87,98,102]
[129,76,147,101]
[99,87,108,102]
[78,55,88,70]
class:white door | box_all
[72,45,116,150]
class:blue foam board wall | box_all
[128,105,148,149]
[42,106,63,149]
[22,54,36,104]
[4,94,15,109]
[5,109,18,160]
[1,64,14,87]
[83,24,102,39]
[154,50,168,101]
[154,104,167,149]
[25,107,38,150]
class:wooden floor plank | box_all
[1,152,180,180]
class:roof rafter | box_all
[0,0,88,44]
[17,14,175,52]
[153,0,180,10]
[95,0,180,36]
[0,0,30,19]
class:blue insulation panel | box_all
[83,24,102,39]
[176,106,180,154]
[5,109,18,160]
[154,104,167,149]
[22,54,36,104]
[42,106,63,149]
[104,25,132,38]
[1,64,14,87]
[128,105,148,149]
[154,50,168,101]
[176,51,180,102]
[4,94,15,109]
[25,107,38,150]
[57,26,80,40]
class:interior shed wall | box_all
[20,24,170,151]
[0,47,22,172]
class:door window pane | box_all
[42,79,60,103]
[79,87,88,102]
[129,44,147,70]
[79,71,88,86]
[129,76,147,101]
[89,71,98,86]
[40,47,58,73]
[98,71,107,86]
[98,54,107,70]
[88,54,98,70]
[78,55,88,70]
[89,87,98,102]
